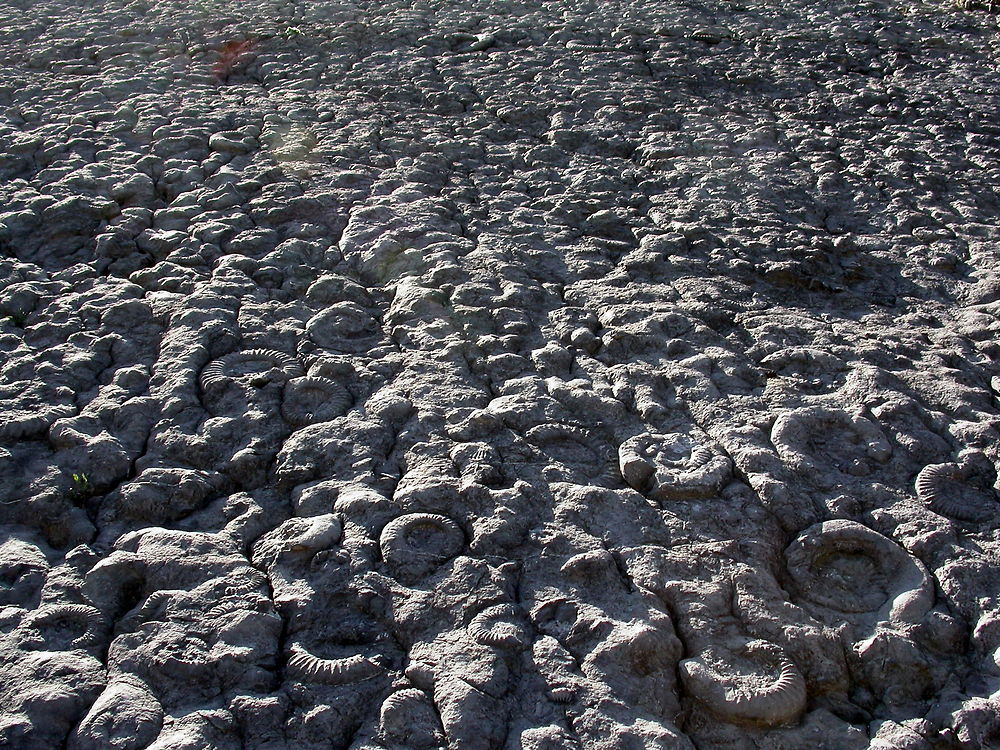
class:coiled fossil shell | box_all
[120,589,175,630]
[81,551,146,618]
[915,454,999,523]
[200,349,303,393]
[378,687,444,748]
[532,635,581,704]
[468,604,528,648]
[305,302,382,352]
[526,423,616,482]
[69,676,163,750]
[117,467,215,523]
[19,603,105,650]
[618,433,732,500]
[286,644,385,685]
[280,375,351,427]
[680,640,806,727]
[450,441,501,485]
[785,519,933,628]
[560,549,618,581]
[771,406,891,482]
[252,514,343,572]
[379,512,464,583]
[0,536,48,607]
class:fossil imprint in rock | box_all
[679,640,807,727]
[618,432,733,500]
[280,375,352,427]
[68,676,163,750]
[526,423,618,483]
[305,301,383,352]
[200,348,304,393]
[379,512,465,584]
[915,451,1000,524]
[285,644,386,686]
[17,603,105,650]
[467,603,529,649]
[771,406,891,484]
[784,519,933,629]
[378,687,445,749]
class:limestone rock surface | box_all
[2,0,1000,747]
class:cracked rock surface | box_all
[2,0,1000,747]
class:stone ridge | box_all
[0,0,999,748]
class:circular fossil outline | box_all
[915,456,999,523]
[771,405,891,478]
[70,676,163,750]
[280,375,352,427]
[526,423,616,481]
[618,432,733,500]
[200,348,304,393]
[305,301,383,353]
[468,603,529,649]
[784,519,933,627]
[679,640,806,727]
[19,603,105,649]
[378,687,444,748]
[379,513,465,582]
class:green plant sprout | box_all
[68,472,93,501]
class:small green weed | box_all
[67,472,93,501]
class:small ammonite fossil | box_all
[915,451,999,524]
[18,603,105,650]
[468,603,529,649]
[680,640,806,727]
[305,301,382,352]
[526,423,616,483]
[69,676,163,750]
[618,432,732,500]
[378,687,444,749]
[379,513,465,584]
[771,406,891,483]
[784,519,933,629]
[286,644,385,685]
[280,375,351,427]
[200,349,303,393]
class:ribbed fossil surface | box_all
[1,0,1000,747]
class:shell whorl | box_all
[771,406,891,480]
[784,519,933,627]
[532,635,580,704]
[286,645,384,685]
[468,604,528,648]
[915,460,998,523]
[378,687,444,746]
[379,513,464,582]
[200,349,303,392]
[69,677,163,750]
[680,642,806,727]
[21,603,105,648]
[252,514,343,572]
[527,423,616,482]
[281,375,351,427]
[915,462,953,503]
[618,433,732,500]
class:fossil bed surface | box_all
[2,0,1000,748]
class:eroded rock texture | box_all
[1,0,1000,747]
